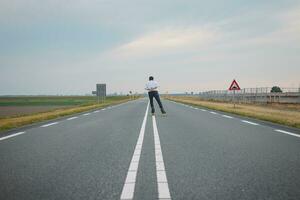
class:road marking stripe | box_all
[120,184,135,199]
[129,162,139,171]
[241,120,259,126]
[275,129,300,138]
[83,113,91,116]
[0,132,26,141]
[67,117,78,121]
[40,122,59,128]
[210,111,217,114]
[156,162,165,171]
[120,102,149,200]
[93,110,100,113]
[200,109,207,112]
[157,171,168,182]
[152,115,171,200]
[131,155,140,162]
[222,115,233,119]
[158,183,172,200]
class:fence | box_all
[198,87,300,104]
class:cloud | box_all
[1,1,299,94]
[241,6,300,46]
[90,4,300,69]
[103,5,300,61]
[93,5,300,69]
[278,7,300,38]
[107,26,219,59]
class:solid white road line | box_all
[241,120,259,126]
[40,122,59,128]
[222,115,233,119]
[210,111,217,114]
[152,115,171,200]
[83,113,91,116]
[67,117,78,121]
[120,102,149,200]
[275,129,300,138]
[93,110,100,113]
[200,109,207,112]
[0,132,26,141]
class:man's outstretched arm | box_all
[145,87,158,92]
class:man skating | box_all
[145,76,166,115]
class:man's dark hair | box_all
[149,76,154,81]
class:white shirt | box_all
[145,80,159,92]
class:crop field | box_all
[0,96,99,106]
[0,96,130,117]
[0,106,73,118]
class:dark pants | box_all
[148,91,163,110]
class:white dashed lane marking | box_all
[170,100,300,140]
[67,117,78,121]
[0,101,132,142]
[0,132,26,141]
[222,115,233,119]
[275,129,300,138]
[40,122,59,128]
[241,120,259,126]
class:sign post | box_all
[233,90,236,108]
[94,84,106,104]
[229,79,241,108]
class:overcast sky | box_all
[0,0,299,95]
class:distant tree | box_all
[271,86,282,93]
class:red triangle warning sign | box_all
[229,79,241,91]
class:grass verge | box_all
[0,96,138,133]
[165,96,300,129]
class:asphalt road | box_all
[0,98,300,200]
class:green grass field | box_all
[0,96,128,106]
